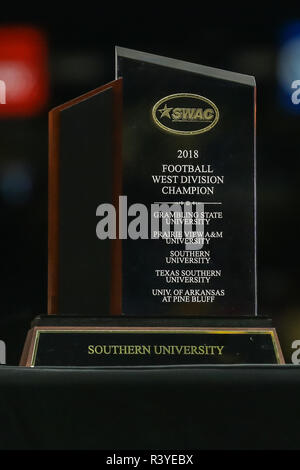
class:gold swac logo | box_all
[152,93,219,135]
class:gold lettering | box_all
[161,345,172,355]
[95,345,104,354]
[171,107,214,122]
[172,108,181,120]
[88,343,225,357]
[193,108,203,120]
[182,108,195,120]
[203,108,214,120]
[174,345,184,355]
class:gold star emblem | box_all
[158,104,172,119]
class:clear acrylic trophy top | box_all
[115,47,256,317]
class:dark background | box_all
[0,8,299,364]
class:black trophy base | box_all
[20,315,284,367]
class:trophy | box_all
[20,48,284,366]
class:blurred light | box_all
[0,163,33,205]
[278,21,300,113]
[0,26,49,117]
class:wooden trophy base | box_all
[20,315,284,367]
